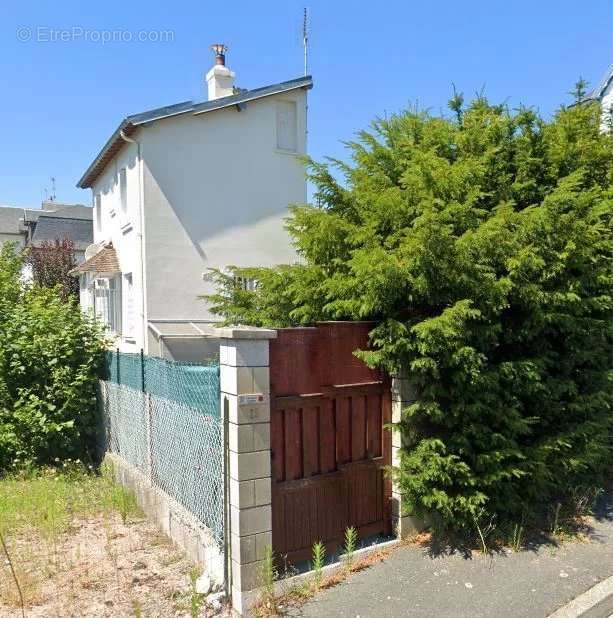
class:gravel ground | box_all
[0,512,227,618]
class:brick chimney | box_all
[206,43,235,100]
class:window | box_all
[123,273,135,339]
[233,275,258,291]
[119,168,127,214]
[276,100,297,152]
[95,194,102,232]
[92,277,121,334]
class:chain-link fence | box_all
[99,351,224,546]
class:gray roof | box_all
[30,216,93,251]
[0,203,92,247]
[585,64,613,101]
[77,75,313,189]
[0,207,27,236]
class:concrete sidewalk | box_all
[288,497,613,618]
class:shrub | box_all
[0,244,105,471]
[207,88,613,529]
[26,238,80,300]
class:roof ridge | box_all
[77,75,313,189]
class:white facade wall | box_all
[600,81,613,131]
[86,87,307,354]
[140,89,305,323]
[90,139,146,353]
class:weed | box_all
[0,530,25,618]
[551,502,562,537]
[189,567,203,618]
[343,526,358,565]
[132,598,143,617]
[311,541,325,587]
[511,523,524,552]
[257,545,279,616]
[473,510,496,555]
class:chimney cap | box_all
[211,43,228,66]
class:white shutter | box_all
[276,100,297,152]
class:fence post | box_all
[218,327,276,616]
[391,368,426,537]
[116,347,120,385]
[141,349,153,481]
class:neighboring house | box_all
[73,45,312,360]
[0,200,93,262]
[583,64,613,130]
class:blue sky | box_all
[0,0,610,207]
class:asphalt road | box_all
[288,496,613,618]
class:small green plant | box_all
[311,540,326,586]
[473,511,495,555]
[551,502,562,537]
[259,545,278,615]
[0,529,25,618]
[189,567,203,618]
[511,523,524,552]
[343,526,358,565]
[132,599,143,618]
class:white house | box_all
[74,45,311,360]
[584,64,613,130]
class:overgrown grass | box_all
[0,462,141,609]
[0,461,139,538]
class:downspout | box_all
[120,129,148,354]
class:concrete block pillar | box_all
[219,327,277,616]
[390,369,426,538]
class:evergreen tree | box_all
[207,92,613,528]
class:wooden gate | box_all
[270,322,392,564]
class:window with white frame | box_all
[233,275,259,291]
[91,277,121,334]
[94,194,102,232]
[123,272,135,339]
[276,100,297,152]
[119,168,128,215]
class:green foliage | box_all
[26,238,80,300]
[311,540,325,585]
[0,244,106,471]
[343,526,358,564]
[207,89,613,530]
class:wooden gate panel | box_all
[270,322,392,565]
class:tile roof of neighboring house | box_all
[71,244,120,274]
[77,75,313,189]
[30,216,93,251]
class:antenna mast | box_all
[303,7,309,76]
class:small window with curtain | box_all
[276,100,297,152]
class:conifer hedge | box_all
[208,90,613,528]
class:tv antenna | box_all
[303,7,309,76]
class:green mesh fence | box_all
[100,351,223,545]
[105,351,220,417]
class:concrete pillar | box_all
[390,369,426,538]
[218,327,276,616]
